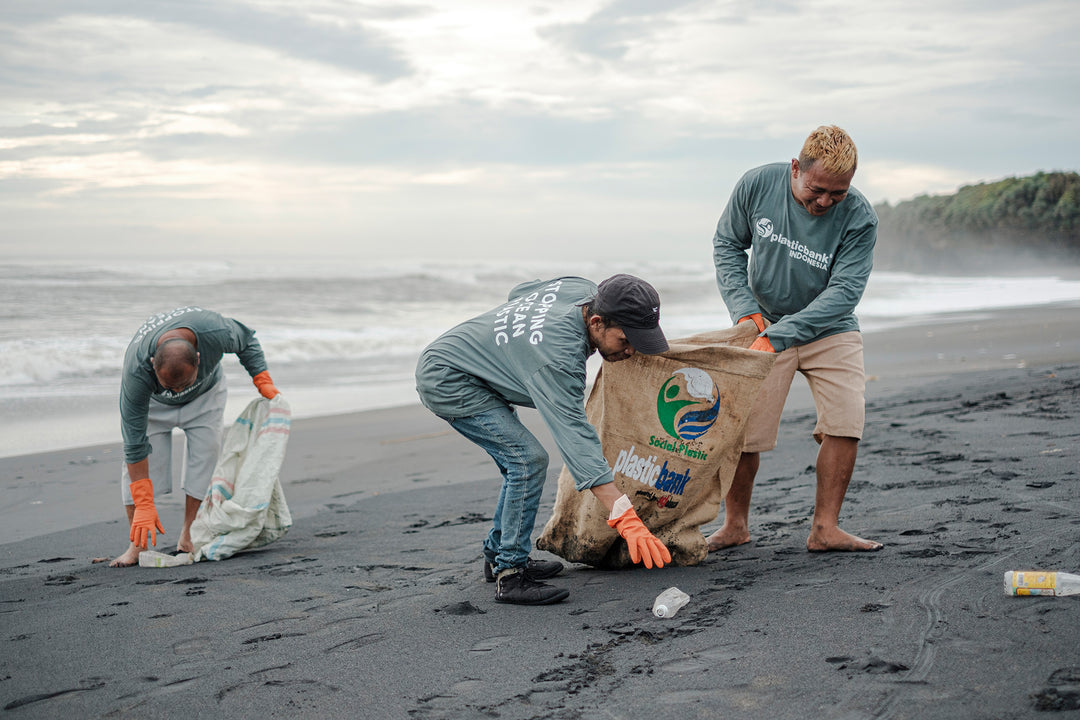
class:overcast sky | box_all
[1,0,1077,262]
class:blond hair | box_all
[799,125,858,175]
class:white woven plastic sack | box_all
[191,394,293,561]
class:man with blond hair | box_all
[707,125,882,553]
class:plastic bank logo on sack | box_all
[656,367,720,441]
[610,367,723,506]
[612,446,691,506]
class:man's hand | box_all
[129,478,164,549]
[749,335,775,353]
[607,495,672,568]
[252,371,280,399]
[738,313,766,333]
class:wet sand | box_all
[2,305,1079,719]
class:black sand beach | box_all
[2,305,1079,719]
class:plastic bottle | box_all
[1004,570,1080,596]
[139,550,194,568]
[652,587,690,617]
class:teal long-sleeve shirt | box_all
[120,307,268,463]
[414,277,614,491]
[713,162,877,352]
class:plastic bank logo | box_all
[756,216,833,271]
[656,367,720,441]
[613,446,693,497]
[609,366,718,501]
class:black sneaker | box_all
[494,569,569,605]
[484,557,564,583]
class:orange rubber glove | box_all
[252,370,280,399]
[129,478,164,549]
[749,335,775,353]
[738,313,766,333]
[607,496,672,569]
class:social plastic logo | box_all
[756,217,773,237]
[656,367,721,441]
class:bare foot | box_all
[705,525,751,552]
[177,526,195,555]
[109,544,141,567]
[807,525,883,552]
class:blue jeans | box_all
[444,405,549,574]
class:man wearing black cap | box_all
[416,275,672,605]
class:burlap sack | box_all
[536,322,775,567]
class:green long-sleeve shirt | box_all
[120,307,268,463]
[713,162,878,352]
[415,277,613,491]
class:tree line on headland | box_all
[872,171,1080,273]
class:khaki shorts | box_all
[743,331,865,452]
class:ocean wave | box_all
[0,326,439,389]
[0,337,129,387]
[3,260,1080,403]
[859,272,1080,318]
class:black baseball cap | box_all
[593,274,669,354]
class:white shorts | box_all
[121,375,227,504]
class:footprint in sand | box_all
[1032,667,1080,712]
[470,635,511,652]
[659,644,746,673]
[326,633,384,653]
[172,636,212,655]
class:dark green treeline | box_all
[873,171,1080,273]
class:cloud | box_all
[0,0,1077,260]
[4,0,417,80]
[858,160,977,205]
